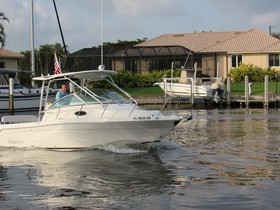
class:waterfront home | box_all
[0,48,23,84]
[70,29,280,78]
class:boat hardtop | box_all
[33,67,117,82]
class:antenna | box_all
[30,0,35,86]
[100,0,103,66]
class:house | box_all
[131,28,280,77]
[0,48,23,84]
[0,48,23,69]
[69,29,280,79]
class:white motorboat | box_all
[0,69,56,112]
[155,63,224,102]
[0,66,188,149]
[0,92,55,112]
[155,81,213,98]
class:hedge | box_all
[229,63,277,82]
[90,69,181,88]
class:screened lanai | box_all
[68,45,198,73]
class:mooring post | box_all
[245,75,249,107]
[276,75,279,108]
[264,75,269,108]
[227,76,231,107]
[9,77,15,115]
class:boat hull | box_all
[0,120,177,149]
[156,82,213,98]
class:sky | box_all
[1,0,280,53]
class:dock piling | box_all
[245,75,249,107]
[191,78,194,107]
[9,77,15,115]
[227,76,231,106]
[264,75,269,108]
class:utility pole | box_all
[269,25,275,35]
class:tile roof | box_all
[136,29,280,53]
[0,48,23,58]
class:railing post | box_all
[164,78,167,103]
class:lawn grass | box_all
[123,86,165,97]
[122,81,280,97]
[230,82,280,95]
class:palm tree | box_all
[0,12,9,48]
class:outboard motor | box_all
[211,82,224,103]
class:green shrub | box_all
[229,63,277,82]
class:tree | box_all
[98,38,148,48]
[271,32,280,40]
[0,12,9,48]
[18,43,64,83]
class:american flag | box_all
[54,52,62,74]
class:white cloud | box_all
[111,0,179,16]
[3,0,280,53]
[250,12,280,28]
[35,2,49,20]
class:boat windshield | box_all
[92,89,131,103]
[49,89,131,108]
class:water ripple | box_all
[0,109,280,209]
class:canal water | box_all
[0,109,279,209]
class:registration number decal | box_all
[7,139,24,144]
[133,116,152,120]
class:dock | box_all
[135,95,280,109]
[139,75,280,109]
[230,95,280,108]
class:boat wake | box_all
[93,139,181,154]
[94,140,151,154]
[153,138,181,150]
[0,139,180,155]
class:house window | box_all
[0,62,4,68]
[231,55,242,68]
[269,54,280,67]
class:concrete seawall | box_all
[134,95,280,109]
